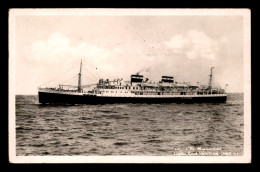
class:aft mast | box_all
[208,67,214,89]
[78,59,82,92]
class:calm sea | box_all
[15,93,244,156]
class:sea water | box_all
[15,93,244,156]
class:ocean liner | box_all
[38,60,227,104]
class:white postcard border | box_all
[9,8,251,164]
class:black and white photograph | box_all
[9,8,251,163]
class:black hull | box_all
[38,92,227,104]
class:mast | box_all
[208,67,214,89]
[78,59,82,92]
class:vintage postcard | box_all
[9,8,251,163]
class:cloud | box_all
[29,33,72,62]
[24,32,228,86]
[25,32,131,79]
[164,30,222,60]
[26,33,120,64]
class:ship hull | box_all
[38,91,227,104]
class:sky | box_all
[12,10,246,95]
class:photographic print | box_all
[9,8,251,163]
